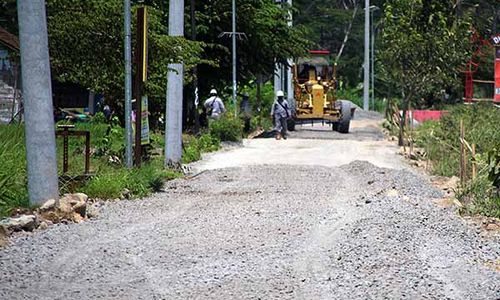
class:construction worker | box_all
[204,89,225,119]
[239,92,251,132]
[271,90,291,140]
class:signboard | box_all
[140,95,150,145]
[492,34,500,46]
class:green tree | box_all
[294,0,387,87]
[379,0,472,145]
[193,0,310,94]
[1,0,312,128]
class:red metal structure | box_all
[493,34,500,104]
[461,31,494,103]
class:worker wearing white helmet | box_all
[270,90,291,140]
[204,89,226,119]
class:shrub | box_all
[457,177,500,218]
[198,133,220,152]
[181,133,220,164]
[415,103,500,177]
[415,103,500,217]
[182,138,201,164]
[79,159,181,199]
[209,115,243,142]
[250,115,273,132]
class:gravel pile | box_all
[0,161,498,299]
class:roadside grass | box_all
[0,125,29,217]
[79,159,181,199]
[182,133,220,164]
[414,103,500,217]
[0,113,222,218]
[456,176,500,218]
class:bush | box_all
[415,103,500,217]
[415,103,500,177]
[240,82,275,117]
[209,115,243,142]
[457,177,500,218]
[80,159,181,199]
[250,115,273,132]
[198,133,220,152]
[182,137,202,164]
[182,133,220,164]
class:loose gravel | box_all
[0,161,499,299]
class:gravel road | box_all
[1,111,499,299]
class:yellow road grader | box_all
[289,50,353,133]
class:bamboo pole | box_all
[459,119,465,184]
[472,143,477,180]
[409,103,413,158]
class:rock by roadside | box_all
[0,193,102,247]
[0,226,8,247]
[0,215,38,232]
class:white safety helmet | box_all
[276,90,284,97]
[210,89,217,95]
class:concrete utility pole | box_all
[274,63,282,95]
[363,0,370,111]
[17,0,59,205]
[286,0,294,110]
[165,0,184,167]
[231,0,237,116]
[124,0,133,168]
[190,0,200,133]
[274,0,286,97]
[370,6,378,110]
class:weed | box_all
[209,115,243,142]
[79,159,181,199]
[0,125,28,217]
[415,103,500,217]
[457,176,500,218]
[182,133,220,164]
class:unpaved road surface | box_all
[1,111,499,299]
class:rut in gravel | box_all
[0,162,499,300]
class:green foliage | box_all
[198,133,220,153]
[458,148,500,218]
[457,175,499,218]
[44,1,209,120]
[415,104,500,177]
[80,159,181,199]
[486,149,500,189]
[415,104,500,217]
[0,122,181,216]
[194,0,310,95]
[209,115,244,142]
[250,115,273,132]
[46,0,124,96]
[0,125,28,217]
[294,0,372,88]
[182,133,221,164]
[182,137,202,164]
[379,0,472,103]
[335,86,387,113]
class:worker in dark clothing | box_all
[240,93,251,132]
